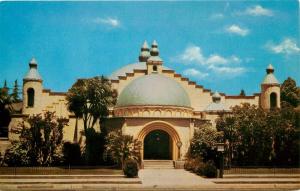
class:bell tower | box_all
[260,64,280,109]
[146,40,163,74]
[23,58,43,114]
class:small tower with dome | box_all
[260,64,280,109]
[146,40,163,74]
[139,41,150,62]
[23,58,43,114]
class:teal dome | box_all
[116,74,191,107]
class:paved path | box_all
[139,169,214,187]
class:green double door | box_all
[144,130,171,160]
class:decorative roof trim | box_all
[43,89,51,93]
[125,73,134,77]
[133,69,147,73]
[49,92,67,96]
[43,89,66,96]
[225,95,256,99]
[181,77,188,81]
[23,79,42,83]
[162,69,175,74]
[114,104,193,110]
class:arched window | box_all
[27,88,35,107]
[153,65,157,72]
[270,92,277,108]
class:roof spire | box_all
[262,64,279,85]
[150,40,159,56]
[266,64,274,74]
[29,58,38,69]
[24,58,42,82]
[3,80,7,88]
[139,40,150,62]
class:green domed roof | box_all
[116,74,191,107]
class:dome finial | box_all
[150,40,159,56]
[139,40,150,62]
[212,91,221,103]
[142,40,149,49]
[262,64,279,85]
[24,58,42,81]
[29,57,38,68]
[266,64,274,74]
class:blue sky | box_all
[0,1,299,95]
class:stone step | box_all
[0,178,142,184]
[224,174,300,179]
[0,175,125,179]
[143,160,174,169]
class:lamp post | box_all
[176,141,182,160]
[216,143,224,178]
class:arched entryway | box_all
[137,121,181,161]
[144,130,171,160]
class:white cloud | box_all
[93,17,120,27]
[226,25,249,36]
[178,45,241,66]
[179,46,205,64]
[210,13,224,20]
[245,5,273,16]
[266,38,300,55]
[206,54,228,65]
[183,68,209,79]
[176,45,246,78]
[209,65,246,76]
[206,54,240,65]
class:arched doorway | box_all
[137,121,181,160]
[144,130,171,160]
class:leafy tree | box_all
[11,80,20,102]
[3,112,68,166]
[66,76,117,165]
[104,130,141,168]
[0,81,13,138]
[66,76,117,132]
[188,123,222,162]
[0,81,13,111]
[281,77,300,108]
[216,103,299,167]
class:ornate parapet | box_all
[113,105,193,118]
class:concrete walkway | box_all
[139,169,214,187]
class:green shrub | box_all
[184,157,204,173]
[123,159,139,178]
[62,142,82,165]
[201,161,217,178]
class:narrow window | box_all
[27,88,34,107]
[153,65,157,72]
[270,92,277,108]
